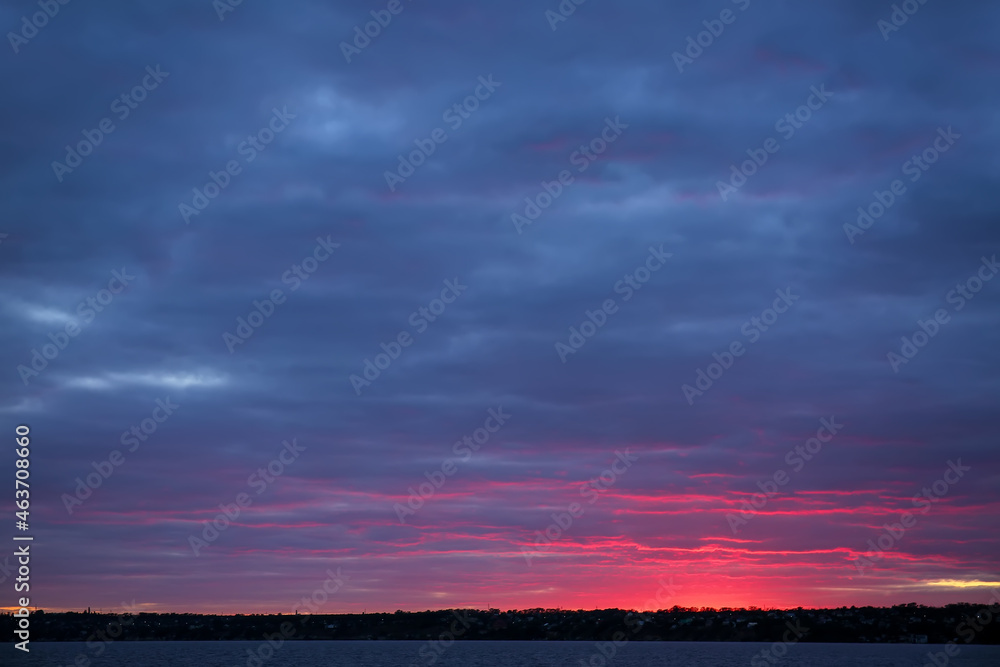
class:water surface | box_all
[13,640,1000,666]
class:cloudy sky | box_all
[2,0,998,614]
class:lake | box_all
[12,640,1000,666]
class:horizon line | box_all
[5,601,994,616]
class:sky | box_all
[1,0,999,615]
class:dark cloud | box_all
[1,0,998,612]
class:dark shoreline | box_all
[5,603,999,644]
